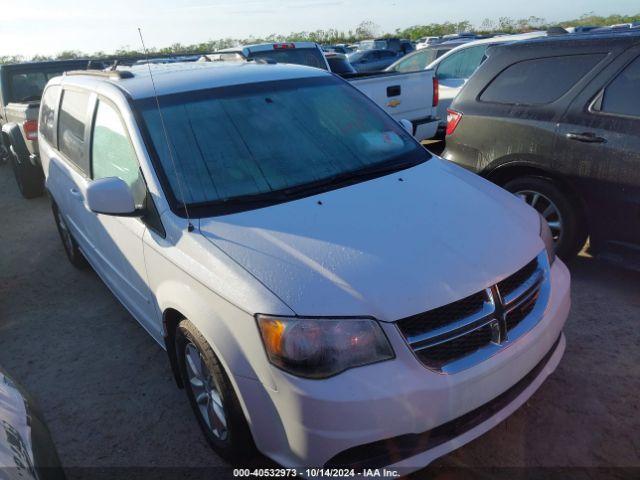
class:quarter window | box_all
[39,86,60,145]
[600,56,640,118]
[58,89,91,174]
[437,46,488,80]
[393,50,430,73]
[91,100,145,207]
[480,54,605,105]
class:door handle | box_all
[69,188,83,201]
[565,132,607,143]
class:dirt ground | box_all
[0,163,639,479]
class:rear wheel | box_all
[504,176,586,261]
[10,148,44,199]
[176,319,256,464]
[52,201,87,269]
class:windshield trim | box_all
[132,76,431,218]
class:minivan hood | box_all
[199,158,543,321]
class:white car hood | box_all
[199,158,543,321]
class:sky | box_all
[1,0,638,57]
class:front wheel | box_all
[176,319,256,464]
[503,176,586,261]
[52,201,87,269]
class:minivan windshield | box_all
[136,76,429,215]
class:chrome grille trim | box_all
[397,251,551,374]
[503,269,543,306]
[406,294,495,349]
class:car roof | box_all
[502,28,640,48]
[425,31,547,68]
[0,59,94,70]
[50,61,329,100]
[217,42,320,55]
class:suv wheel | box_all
[176,319,256,464]
[52,201,87,269]
[504,176,586,261]
[9,148,44,199]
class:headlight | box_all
[256,315,394,379]
[539,213,556,265]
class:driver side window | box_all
[91,100,146,207]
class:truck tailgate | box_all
[348,69,438,141]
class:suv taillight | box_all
[432,77,439,107]
[23,120,38,141]
[446,109,462,136]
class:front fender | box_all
[154,279,276,389]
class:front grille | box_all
[397,252,548,373]
[498,258,538,298]
[415,323,493,369]
[398,291,486,337]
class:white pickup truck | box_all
[201,42,439,140]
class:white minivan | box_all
[39,62,570,474]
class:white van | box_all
[39,61,570,474]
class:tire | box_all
[52,201,87,269]
[9,148,44,199]
[176,319,256,465]
[503,175,587,261]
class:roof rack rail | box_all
[64,69,134,80]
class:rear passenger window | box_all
[39,86,60,145]
[91,100,145,207]
[58,89,91,174]
[601,56,640,118]
[480,54,604,105]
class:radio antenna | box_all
[137,27,194,232]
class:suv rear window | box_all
[58,89,91,174]
[601,56,640,118]
[480,54,605,105]
[8,70,69,103]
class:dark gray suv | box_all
[443,31,640,263]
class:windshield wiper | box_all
[201,159,420,209]
[281,159,419,196]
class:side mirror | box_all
[399,119,413,135]
[86,177,137,216]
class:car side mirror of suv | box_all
[86,177,138,216]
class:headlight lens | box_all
[539,213,556,265]
[256,315,394,379]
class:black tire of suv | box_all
[10,149,44,199]
[52,201,87,269]
[176,319,256,465]
[503,176,587,261]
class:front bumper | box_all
[235,258,570,472]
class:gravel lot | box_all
[0,163,639,479]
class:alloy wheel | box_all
[184,343,228,440]
[515,189,563,244]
